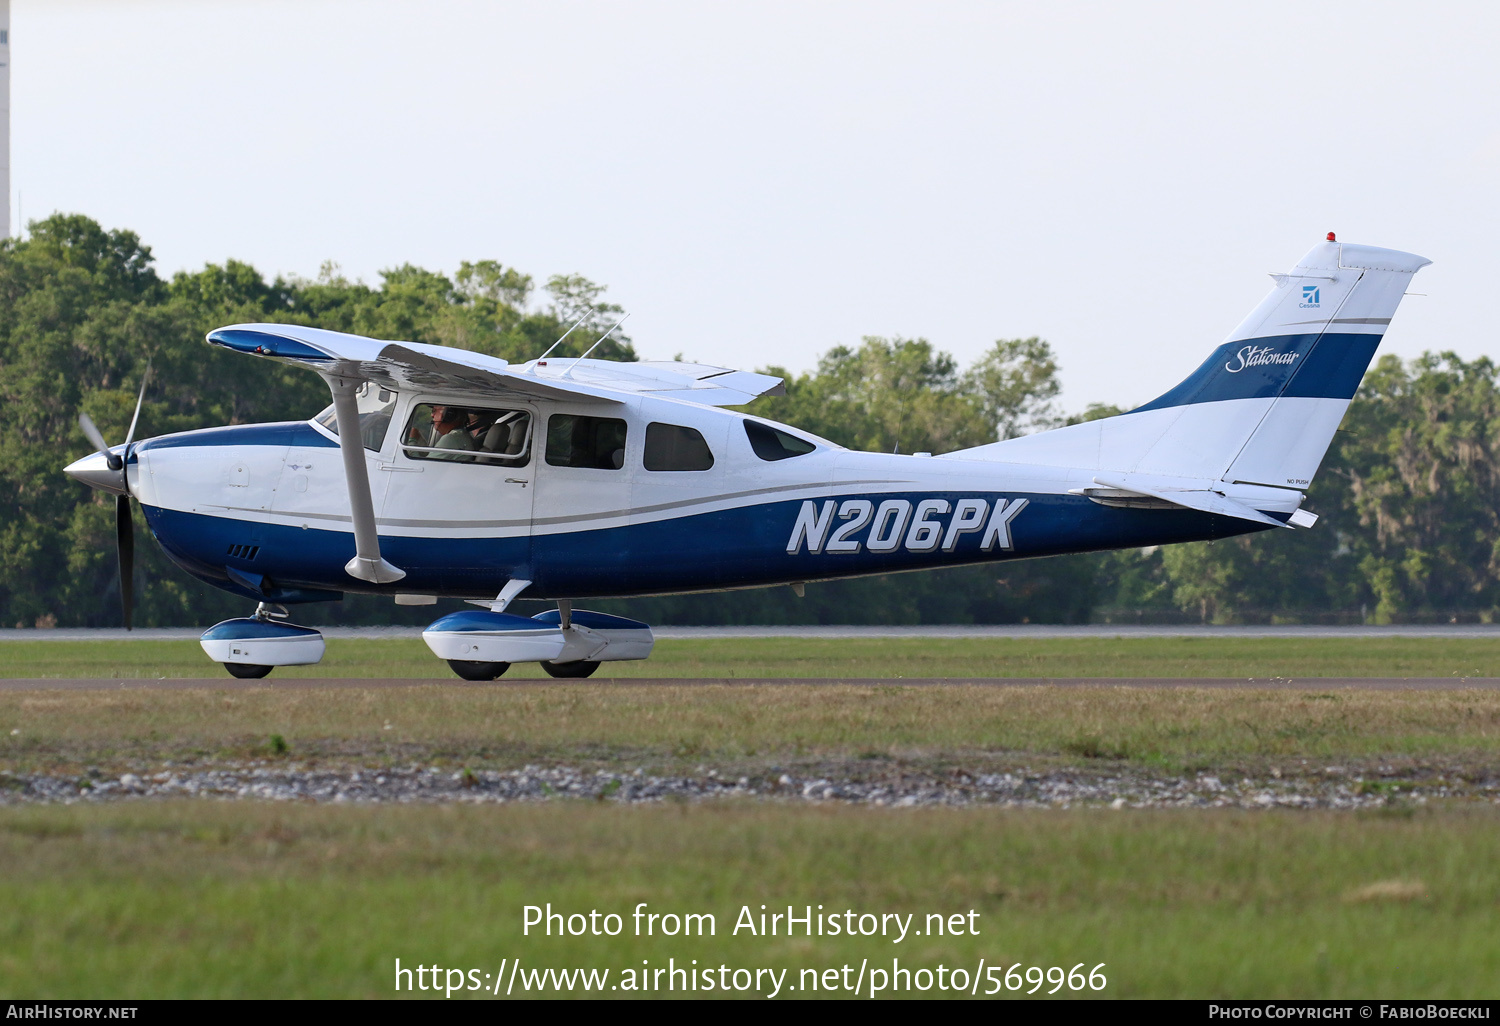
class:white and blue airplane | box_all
[64,235,1429,679]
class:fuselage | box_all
[97,387,1266,605]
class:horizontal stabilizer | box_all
[1080,473,1290,528]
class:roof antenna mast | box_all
[562,312,629,378]
[534,308,595,363]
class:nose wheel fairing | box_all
[200,617,327,676]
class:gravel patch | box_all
[2,764,1495,809]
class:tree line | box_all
[2,214,1493,628]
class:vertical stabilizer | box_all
[945,237,1431,496]
[1215,241,1430,489]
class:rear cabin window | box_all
[313,381,398,452]
[400,403,532,465]
[546,414,629,469]
[744,420,817,461]
[643,423,714,472]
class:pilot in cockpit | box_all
[429,405,478,461]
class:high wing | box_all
[206,324,785,407]
[208,324,622,404]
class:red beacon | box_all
[1327,232,1337,242]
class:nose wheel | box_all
[446,660,511,681]
[224,663,273,679]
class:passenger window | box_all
[313,381,398,452]
[644,423,714,472]
[546,414,629,469]
[400,403,531,465]
[744,420,817,461]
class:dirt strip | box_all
[4,676,1500,691]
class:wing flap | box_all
[523,358,785,406]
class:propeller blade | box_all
[116,493,135,631]
[123,360,153,448]
[78,412,122,471]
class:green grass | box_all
[5,637,1497,1000]
[1,802,1496,998]
[4,683,1500,774]
[4,635,1500,680]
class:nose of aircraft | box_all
[64,450,130,495]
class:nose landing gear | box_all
[446,660,511,681]
[200,603,326,679]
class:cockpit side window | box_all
[313,382,398,452]
[546,414,629,469]
[400,403,532,466]
[644,423,714,471]
[744,420,817,461]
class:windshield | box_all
[313,382,398,452]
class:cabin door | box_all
[376,398,538,587]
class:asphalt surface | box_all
[4,676,1499,692]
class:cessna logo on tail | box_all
[1225,344,1300,374]
[1300,285,1321,308]
[787,497,1029,555]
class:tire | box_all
[225,663,273,680]
[447,660,510,681]
[542,660,601,679]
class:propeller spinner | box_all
[65,363,152,630]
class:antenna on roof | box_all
[535,309,594,363]
[562,312,629,378]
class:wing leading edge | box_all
[205,324,784,407]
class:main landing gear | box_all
[444,658,600,681]
[541,660,600,679]
[423,603,651,681]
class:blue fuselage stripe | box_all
[142,490,1268,601]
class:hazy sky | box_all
[20,1,1500,409]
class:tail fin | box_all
[950,238,1430,496]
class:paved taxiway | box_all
[4,676,1500,692]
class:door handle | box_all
[504,478,529,487]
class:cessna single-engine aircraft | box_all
[65,235,1428,679]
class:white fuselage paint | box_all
[127,386,1307,567]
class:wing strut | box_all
[326,372,406,584]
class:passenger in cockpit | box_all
[429,405,478,462]
[465,410,498,448]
